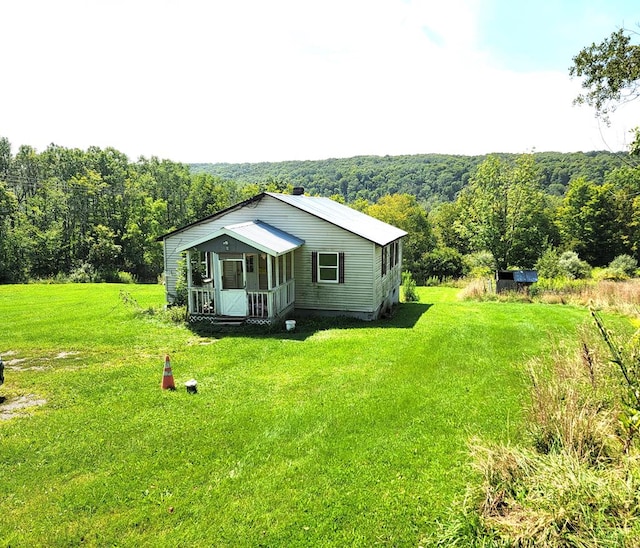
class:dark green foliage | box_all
[535,248,563,279]
[193,151,625,205]
[0,134,635,284]
[419,247,466,283]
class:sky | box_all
[2,0,640,164]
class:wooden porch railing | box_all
[247,279,295,319]
[189,279,295,319]
[189,288,215,315]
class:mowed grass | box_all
[0,284,596,546]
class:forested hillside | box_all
[1,134,637,285]
[192,151,626,205]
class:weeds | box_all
[431,314,640,546]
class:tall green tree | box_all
[365,193,436,275]
[458,155,551,270]
[557,177,624,266]
[185,173,237,222]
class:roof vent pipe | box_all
[292,187,304,195]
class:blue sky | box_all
[2,0,640,163]
[479,0,639,71]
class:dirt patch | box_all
[55,351,81,359]
[5,357,49,371]
[0,394,47,420]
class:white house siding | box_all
[372,241,403,315]
[164,195,378,314]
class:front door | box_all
[219,257,247,316]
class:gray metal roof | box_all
[266,192,407,246]
[513,270,538,283]
[177,220,304,256]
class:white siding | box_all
[164,195,399,314]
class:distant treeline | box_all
[0,135,636,284]
[192,150,628,206]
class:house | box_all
[496,269,538,293]
[159,189,407,324]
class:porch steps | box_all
[209,315,245,326]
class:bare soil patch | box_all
[0,394,47,420]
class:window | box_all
[391,240,399,267]
[312,252,345,284]
[382,240,401,277]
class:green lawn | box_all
[0,284,597,546]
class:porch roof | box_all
[177,220,304,256]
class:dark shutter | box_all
[338,252,345,284]
[311,251,318,283]
[382,246,387,276]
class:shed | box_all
[496,270,538,293]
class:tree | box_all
[458,155,551,270]
[87,224,121,280]
[185,173,236,222]
[557,177,625,266]
[570,28,640,153]
[365,193,436,275]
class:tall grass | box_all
[430,313,640,547]
[534,279,640,316]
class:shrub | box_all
[401,271,419,302]
[608,254,638,278]
[421,247,467,282]
[68,262,97,283]
[535,248,562,279]
[558,251,592,280]
[464,251,496,278]
[116,271,137,284]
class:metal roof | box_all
[266,192,407,246]
[177,220,304,256]
[513,270,538,283]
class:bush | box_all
[401,271,419,302]
[535,248,562,279]
[608,254,638,278]
[116,271,137,284]
[558,251,592,279]
[68,262,97,283]
[463,251,495,279]
[420,247,467,282]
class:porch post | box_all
[267,254,273,290]
[275,255,281,287]
[186,250,193,314]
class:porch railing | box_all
[189,279,295,319]
[247,279,295,319]
[189,288,215,315]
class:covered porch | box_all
[177,221,304,324]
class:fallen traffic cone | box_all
[161,354,176,390]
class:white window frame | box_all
[317,252,339,283]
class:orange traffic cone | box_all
[161,354,176,390]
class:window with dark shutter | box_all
[313,251,344,284]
